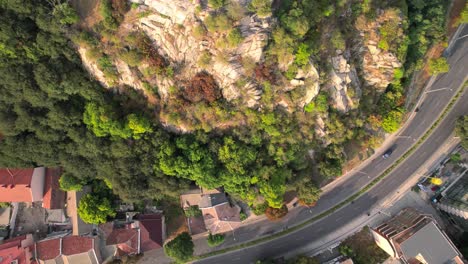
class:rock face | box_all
[328,53,360,112]
[287,63,320,107]
[137,0,270,107]
[355,10,403,91]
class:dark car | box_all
[382,149,393,159]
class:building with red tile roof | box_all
[0,168,45,203]
[137,214,164,251]
[0,234,34,264]
[100,222,140,259]
[34,236,101,264]
[42,168,65,210]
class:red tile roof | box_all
[35,239,61,260]
[42,168,65,210]
[35,236,96,262]
[0,168,35,202]
[138,214,163,251]
[61,236,94,256]
[0,236,30,264]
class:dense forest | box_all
[0,0,451,214]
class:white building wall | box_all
[371,228,397,258]
[30,167,46,202]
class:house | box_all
[0,168,65,210]
[180,189,241,235]
[34,236,102,264]
[100,222,140,260]
[0,234,34,264]
[99,213,165,261]
[136,214,165,251]
[371,207,464,264]
[0,168,45,204]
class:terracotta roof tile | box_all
[0,168,35,202]
[61,236,93,255]
[35,239,61,260]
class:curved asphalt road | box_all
[196,25,468,264]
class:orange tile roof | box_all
[0,168,35,202]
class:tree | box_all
[52,3,79,25]
[59,173,85,191]
[207,233,225,247]
[208,0,225,9]
[294,43,311,66]
[164,232,194,262]
[248,0,272,18]
[126,114,152,139]
[78,194,116,224]
[184,206,202,217]
[381,110,403,133]
[455,115,468,149]
[428,57,449,75]
[227,28,244,48]
[297,181,321,205]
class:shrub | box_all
[227,28,244,47]
[294,43,311,66]
[227,1,246,21]
[241,55,256,76]
[193,25,207,39]
[252,202,268,215]
[85,47,103,61]
[378,39,389,51]
[265,205,288,220]
[99,0,118,30]
[205,14,231,32]
[450,153,461,163]
[331,31,346,50]
[184,205,202,217]
[120,49,143,67]
[164,232,194,262]
[240,211,247,221]
[184,72,221,103]
[198,51,212,67]
[285,64,298,80]
[208,0,225,9]
[0,202,10,208]
[428,57,449,76]
[207,233,225,247]
[248,0,272,18]
[304,101,315,113]
[59,173,85,191]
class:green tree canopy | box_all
[164,232,194,262]
[59,172,85,191]
[428,57,449,75]
[78,194,116,224]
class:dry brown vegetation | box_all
[184,72,222,103]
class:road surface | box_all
[196,25,468,264]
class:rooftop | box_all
[0,235,33,264]
[0,168,35,202]
[400,221,460,264]
[199,193,228,209]
[138,214,163,251]
[42,168,65,210]
[35,236,98,263]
